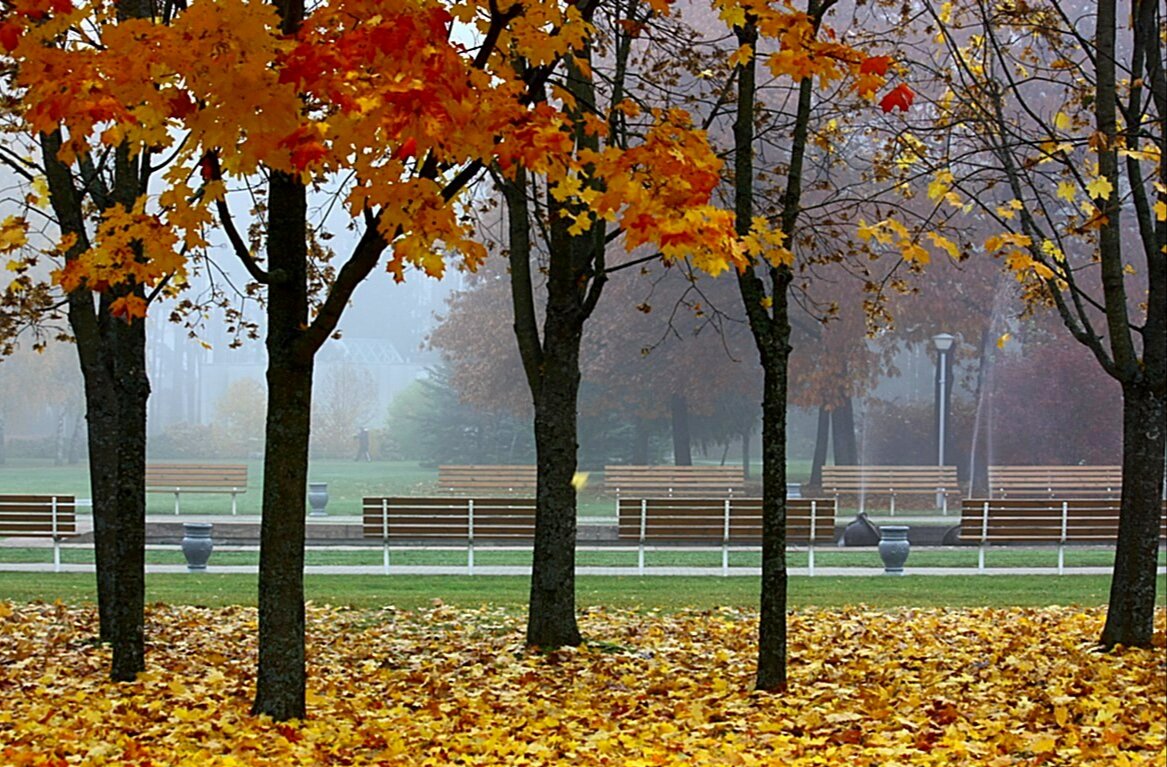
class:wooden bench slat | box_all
[988,465,1123,498]
[437,465,538,494]
[0,494,77,571]
[604,466,746,497]
[616,498,836,544]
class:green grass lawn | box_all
[2,571,1160,611]
[3,544,1163,569]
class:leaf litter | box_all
[0,602,1163,765]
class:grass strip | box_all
[1,546,1162,568]
[2,572,1163,611]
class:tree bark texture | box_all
[252,171,311,720]
[109,314,148,680]
[1100,383,1165,647]
[831,397,858,466]
[40,128,149,674]
[808,405,829,490]
[526,302,585,648]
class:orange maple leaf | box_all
[859,55,892,76]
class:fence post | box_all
[638,499,646,576]
[979,500,989,572]
[722,499,730,577]
[467,499,475,575]
[1058,500,1067,575]
[51,495,60,573]
[808,500,817,577]
[381,499,390,574]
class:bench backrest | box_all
[960,498,1167,543]
[604,465,746,497]
[145,464,248,490]
[436,465,537,494]
[616,497,836,544]
[988,465,1123,498]
[362,497,536,542]
[0,495,77,537]
[821,465,959,494]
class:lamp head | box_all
[932,332,956,352]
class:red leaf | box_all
[0,22,22,53]
[167,91,197,120]
[859,55,892,76]
[879,84,914,113]
[392,137,417,162]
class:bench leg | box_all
[889,494,895,517]
[722,544,728,577]
[53,538,61,573]
[468,542,474,576]
[808,545,815,577]
[1057,545,1064,576]
[174,492,180,516]
[978,544,986,573]
[231,493,238,516]
[383,541,390,575]
[638,543,644,576]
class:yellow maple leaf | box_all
[0,216,28,252]
[1154,200,1166,221]
[728,43,753,69]
[1086,175,1113,200]
[1056,181,1076,202]
[1053,111,1072,131]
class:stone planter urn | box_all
[877,525,910,575]
[181,522,214,571]
[308,482,329,517]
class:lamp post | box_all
[932,333,956,511]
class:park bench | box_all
[959,498,1167,573]
[145,463,248,515]
[0,494,76,572]
[616,497,837,575]
[603,465,746,499]
[362,496,535,573]
[436,465,537,495]
[988,465,1123,499]
[821,465,959,515]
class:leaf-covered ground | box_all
[0,602,1163,766]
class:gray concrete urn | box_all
[877,525,910,575]
[181,522,213,571]
[308,482,329,516]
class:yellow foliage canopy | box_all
[0,602,1163,766]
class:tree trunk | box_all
[80,366,120,646]
[53,412,66,466]
[741,428,751,480]
[526,304,584,648]
[831,398,858,465]
[1100,382,1165,648]
[109,313,148,681]
[808,405,829,489]
[756,339,790,690]
[252,170,311,720]
[967,328,993,496]
[632,417,649,465]
[670,394,692,466]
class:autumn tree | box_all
[495,0,762,646]
[915,0,1164,647]
[3,0,622,717]
[0,0,179,681]
[712,0,913,689]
